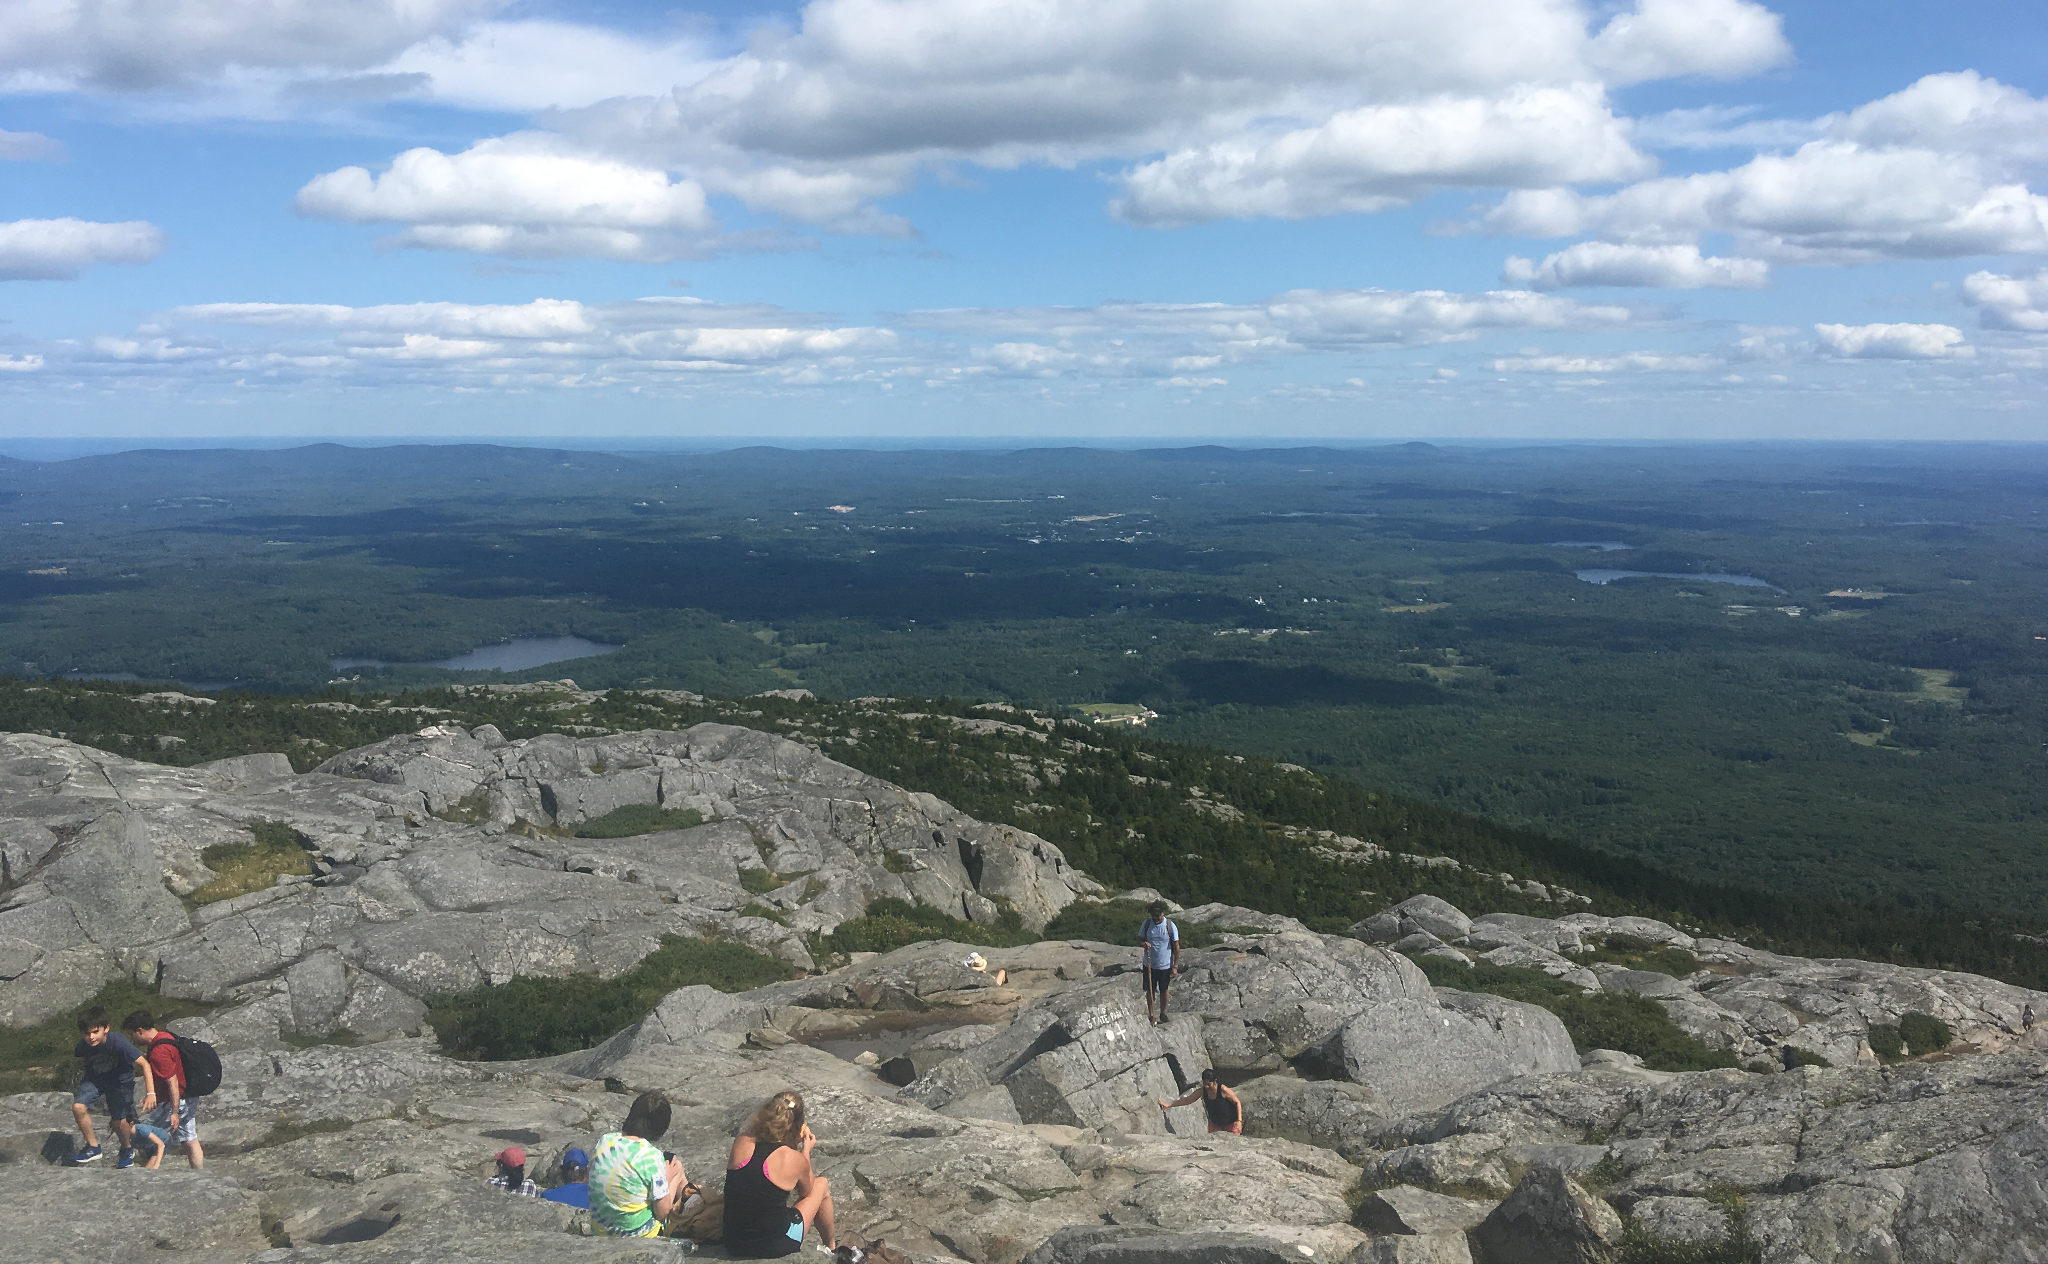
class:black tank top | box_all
[1203,1088,1240,1128]
[725,1142,799,1254]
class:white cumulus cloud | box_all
[1963,269,2048,333]
[0,218,164,279]
[1587,0,1791,86]
[295,136,717,260]
[0,0,504,92]
[0,129,63,160]
[1814,322,1971,359]
[1503,242,1768,289]
[1113,84,1648,225]
[1491,351,1720,372]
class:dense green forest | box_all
[5,676,2045,994]
[0,442,2043,918]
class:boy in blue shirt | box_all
[1137,901,1180,1025]
[69,1005,152,1168]
[541,1147,592,1208]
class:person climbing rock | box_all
[1137,901,1180,1025]
[1158,1069,1242,1135]
[725,1090,837,1257]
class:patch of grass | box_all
[880,850,917,874]
[1619,1189,1762,1264]
[826,897,1037,954]
[0,980,213,1095]
[1579,1153,1624,1191]
[1039,899,1222,949]
[740,902,790,926]
[1409,954,1737,1072]
[1572,933,1702,978]
[435,790,494,824]
[739,867,779,894]
[427,935,797,1061]
[190,820,311,905]
[573,803,706,838]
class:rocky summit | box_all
[3,722,2047,1264]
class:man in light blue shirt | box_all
[1137,901,1180,1025]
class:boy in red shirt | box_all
[123,1011,204,1169]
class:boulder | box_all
[1469,1165,1623,1264]
[1628,1196,1731,1246]
[1021,1226,1320,1264]
[1353,1186,1493,1236]
[1334,992,1578,1119]
[1345,1234,1473,1264]
[1391,897,1471,944]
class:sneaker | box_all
[114,1148,136,1169]
[66,1145,103,1166]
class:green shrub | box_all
[190,821,310,905]
[428,936,795,1061]
[0,981,212,1095]
[826,897,1036,955]
[1866,1022,1906,1061]
[573,804,706,838]
[1040,899,1220,949]
[1572,933,1702,978]
[740,902,789,925]
[1898,1011,1952,1056]
[739,867,779,894]
[1409,954,1736,1072]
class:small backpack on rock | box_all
[156,1033,223,1098]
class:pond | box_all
[333,635,621,674]
[1575,569,1776,589]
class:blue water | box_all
[333,636,621,674]
[1551,541,1630,551]
[1576,569,1775,589]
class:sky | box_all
[2,0,2046,442]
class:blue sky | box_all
[2,0,2045,441]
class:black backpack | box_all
[155,1033,222,1099]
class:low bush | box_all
[1409,954,1737,1072]
[826,897,1036,955]
[428,936,795,1061]
[1572,932,1702,979]
[1867,1011,1951,1063]
[1899,1010,1952,1056]
[1039,899,1221,950]
[190,821,310,905]
[739,867,780,894]
[0,981,211,1095]
[573,804,705,839]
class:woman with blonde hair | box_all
[724,1089,836,1257]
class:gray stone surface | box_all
[1469,1165,1623,1264]
[7,727,2048,1264]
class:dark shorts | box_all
[730,1211,805,1258]
[1145,967,1174,993]
[74,1078,136,1122]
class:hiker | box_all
[1137,900,1180,1024]
[1158,1069,1243,1135]
[488,1145,541,1197]
[590,1091,693,1237]
[964,952,1008,987]
[2025,1004,2035,1032]
[124,1011,204,1170]
[725,1090,837,1257]
[541,1147,592,1208]
[68,1005,149,1167]
[132,1116,171,1170]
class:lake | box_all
[333,636,622,674]
[1550,540,1630,551]
[1576,569,1776,588]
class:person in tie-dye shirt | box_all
[589,1091,692,1238]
